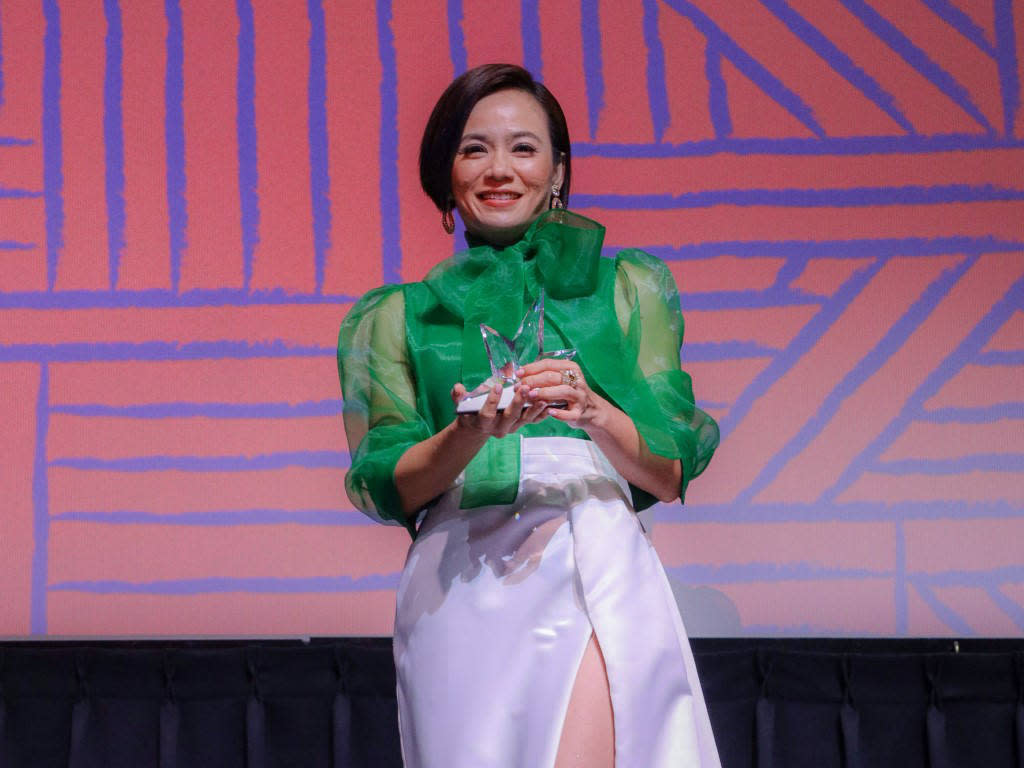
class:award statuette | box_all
[456,290,575,413]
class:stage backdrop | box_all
[0,0,1022,638]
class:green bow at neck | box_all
[423,209,606,388]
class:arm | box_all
[340,285,550,527]
[339,286,435,531]
[577,390,682,503]
[518,250,718,505]
[394,420,488,517]
[517,360,682,503]
[393,381,547,517]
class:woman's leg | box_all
[554,633,615,768]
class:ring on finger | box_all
[561,369,579,388]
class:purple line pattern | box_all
[0,0,1020,637]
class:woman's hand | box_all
[394,379,547,518]
[516,359,609,431]
[517,358,682,502]
[451,380,549,439]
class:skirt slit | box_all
[554,630,616,768]
[393,436,721,768]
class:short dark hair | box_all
[419,63,571,212]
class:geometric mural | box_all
[0,0,1022,637]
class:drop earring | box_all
[550,184,564,210]
[441,203,455,234]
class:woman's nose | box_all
[486,150,512,180]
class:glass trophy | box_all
[456,290,576,413]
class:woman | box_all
[338,64,720,768]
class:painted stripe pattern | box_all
[0,0,1021,638]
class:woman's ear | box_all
[552,152,566,190]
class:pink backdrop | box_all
[0,0,1022,637]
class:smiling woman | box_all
[419,63,572,238]
[338,64,720,768]
[449,89,564,245]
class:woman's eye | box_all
[513,143,537,154]
[460,144,486,156]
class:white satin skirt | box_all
[393,436,721,768]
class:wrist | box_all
[579,392,614,436]
[449,416,491,451]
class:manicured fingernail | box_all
[529,388,540,398]
[515,368,524,376]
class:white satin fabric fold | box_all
[394,436,720,768]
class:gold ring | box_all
[561,369,579,387]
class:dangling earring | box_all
[550,184,564,210]
[441,203,455,234]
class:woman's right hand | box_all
[451,381,548,439]
[395,382,548,517]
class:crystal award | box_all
[456,290,576,413]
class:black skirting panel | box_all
[0,638,1022,768]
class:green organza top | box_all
[337,210,719,536]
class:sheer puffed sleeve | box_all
[612,250,719,504]
[337,285,431,534]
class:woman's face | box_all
[451,89,564,246]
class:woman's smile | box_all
[478,190,522,205]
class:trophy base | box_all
[456,385,567,414]
[456,384,517,414]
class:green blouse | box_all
[337,210,719,536]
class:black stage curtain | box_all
[1,638,1022,768]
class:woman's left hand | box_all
[516,359,605,430]
[520,357,682,502]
